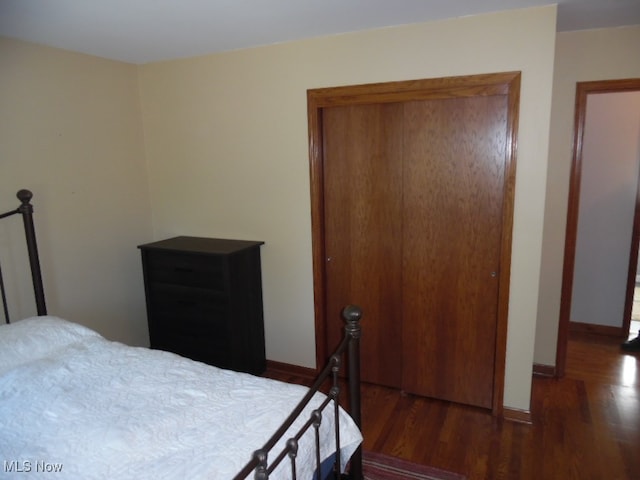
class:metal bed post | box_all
[233,305,363,480]
[15,190,46,316]
[17,190,47,316]
[342,305,362,480]
[0,190,47,323]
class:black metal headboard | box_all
[0,189,47,323]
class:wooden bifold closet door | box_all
[309,73,519,412]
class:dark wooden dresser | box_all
[138,236,266,375]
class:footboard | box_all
[234,305,363,480]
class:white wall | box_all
[0,37,153,345]
[139,6,558,412]
[571,92,640,327]
[536,25,640,365]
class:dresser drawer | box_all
[145,250,225,291]
[150,307,229,336]
[148,283,228,308]
[150,310,230,357]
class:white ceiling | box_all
[1,0,639,64]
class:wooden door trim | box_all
[557,78,640,378]
[494,73,520,416]
[307,71,521,415]
[623,161,640,337]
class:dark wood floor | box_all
[267,332,639,479]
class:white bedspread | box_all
[0,317,362,479]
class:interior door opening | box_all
[557,79,640,377]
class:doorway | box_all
[557,78,640,377]
[307,72,520,413]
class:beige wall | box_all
[0,37,153,345]
[139,6,558,411]
[536,25,640,366]
[0,6,565,412]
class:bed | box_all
[0,190,364,480]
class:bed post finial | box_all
[17,189,34,206]
[342,304,363,480]
[342,305,362,335]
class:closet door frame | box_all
[307,72,521,415]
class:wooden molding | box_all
[265,360,317,380]
[532,363,556,378]
[308,72,521,416]
[569,321,624,338]
[503,407,533,425]
[557,77,640,378]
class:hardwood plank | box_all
[265,330,640,479]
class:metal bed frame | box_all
[234,303,363,480]
[0,189,363,480]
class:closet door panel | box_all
[401,96,507,408]
[322,103,404,387]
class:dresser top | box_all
[138,236,264,255]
